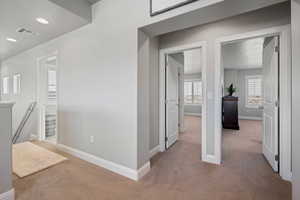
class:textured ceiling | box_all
[222,38,264,70]
[184,49,202,75]
[0,0,91,60]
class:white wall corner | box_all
[0,189,15,200]
[149,145,161,158]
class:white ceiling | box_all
[222,38,264,69]
[184,49,202,75]
[0,0,92,60]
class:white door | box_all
[262,36,279,172]
[166,55,179,149]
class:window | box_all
[184,80,202,104]
[47,70,57,101]
[246,76,262,108]
[13,74,21,94]
[2,76,9,95]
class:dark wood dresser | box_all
[222,96,240,130]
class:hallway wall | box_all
[0,0,289,174]
[291,0,300,199]
[159,2,290,155]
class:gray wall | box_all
[2,0,243,171]
[1,58,38,141]
[149,37,160,151]
[159,2,290,155]
[224,69,263,119]
[292,0,300,199]
[0,104,13,194]
[0,0,290,172]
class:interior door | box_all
[166,55,179,149]
[262,36,279,172]
[38,57,57,141]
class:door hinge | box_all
[275,154,279,162]
[165,137,168,142]
[275,100,279,108]
[275,46,279,53]
[178,123,180,127]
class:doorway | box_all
[159,41,208,161]
[215,25,292,181]
[37,54,58,144]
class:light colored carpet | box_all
[13,142,67,178]
[13,117,291,200]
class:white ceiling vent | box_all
[16,28,38,36]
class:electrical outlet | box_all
[90,136,94,144]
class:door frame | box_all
[159,41,208,161]
[36,51,59,144]
[214,25,292,181]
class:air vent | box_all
[16,28,38,36]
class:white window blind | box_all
[13,74,21,94]
[47,70,57,101]
[246,76,262,107]
[2,76,9,95]
[184,80,202,104]
[184,81,193,104]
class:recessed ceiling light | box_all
[6,38,17,42]
[36,17,49,25]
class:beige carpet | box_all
[12,117,291,200]
[13,142,67,178]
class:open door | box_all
[38,56,58,143]
[165,55,179,149]
[262,36,279,172]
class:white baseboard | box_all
[57,144,150,181]
[137,162,151,180]
[149,145,160,158]
[202,155,220,165]
[30,134,39,141]
[180,127,186,132]
[239,116,262,120]
[0,189,14,200]
[184,113,201,117]
[283,171,292,182]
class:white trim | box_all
[2,76,10,95]
[159,41,208,162]
[30,134,39,140]
[0,189,15,200]
[238,116,262,120]
[214,25,292,181]
[202,155,219,165]
[36,52,59,144]
[137,162,151,179]
[57,144,149,181]
[149,145,161,158]
[184,112,201,117]
[184,103,202,106]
